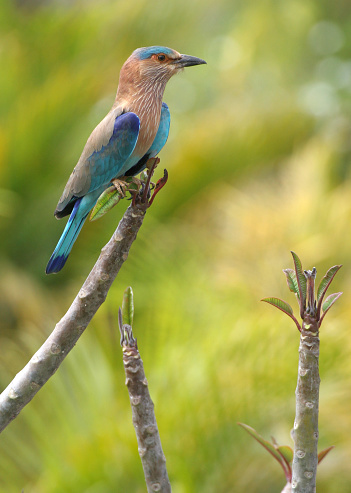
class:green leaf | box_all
[291,251,307,309]
[122,286,134,327]
[277,445,293,465]
[238,423,291,481]
[322,292,342,313]
[318,446,334,464]
[319,292,342,326]
[283,269,300,298]
[317,265,342,303]
[238,423,284,464]
[317,265,342,302]
[262,297,301,331]
[89,186,123,222]
[262,297,294,316]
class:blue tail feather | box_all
[46,188,105,274]
[46,198,87,274]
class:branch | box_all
[0,202,148,433]
[262,254,340,492]
[291,319,320,492]
[291,268,321,492]
[119,310,171,493]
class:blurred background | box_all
[1,0,351,491]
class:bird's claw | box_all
[114,157,166,208]
[111,177,144,207]
[111,178,129,198]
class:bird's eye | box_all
[158,54,166,61]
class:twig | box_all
[290,268,320,492]
[118,309,171,493]
[262,254,341,492]
[291,336,319,490]
[291,307,320,492]
[0,202,147,433]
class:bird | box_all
[46,46,206,274]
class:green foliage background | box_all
[1,0,351,491]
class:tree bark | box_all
[0,203,147,433]
[119,320,171,492]
[291,316,320,492]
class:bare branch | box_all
[291,319,320,492]
[119,314,171,493]
[0,203,147,433]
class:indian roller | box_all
[46,46,206,274]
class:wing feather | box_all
[55,108,140,217]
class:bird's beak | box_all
[173,54,207,68]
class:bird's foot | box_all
[90,176,139,222]
[111,178,129,198]
[89,158,165,220]
[129,157,166,208]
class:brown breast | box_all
[132,95,162,157]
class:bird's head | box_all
[119,46,206,92]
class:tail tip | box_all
[46,254,68,275]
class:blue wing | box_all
[47,106,169,274]
[87,111,140,191]
[47,111,140,273]
[55,111,140,218]
[125,103,170,177]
